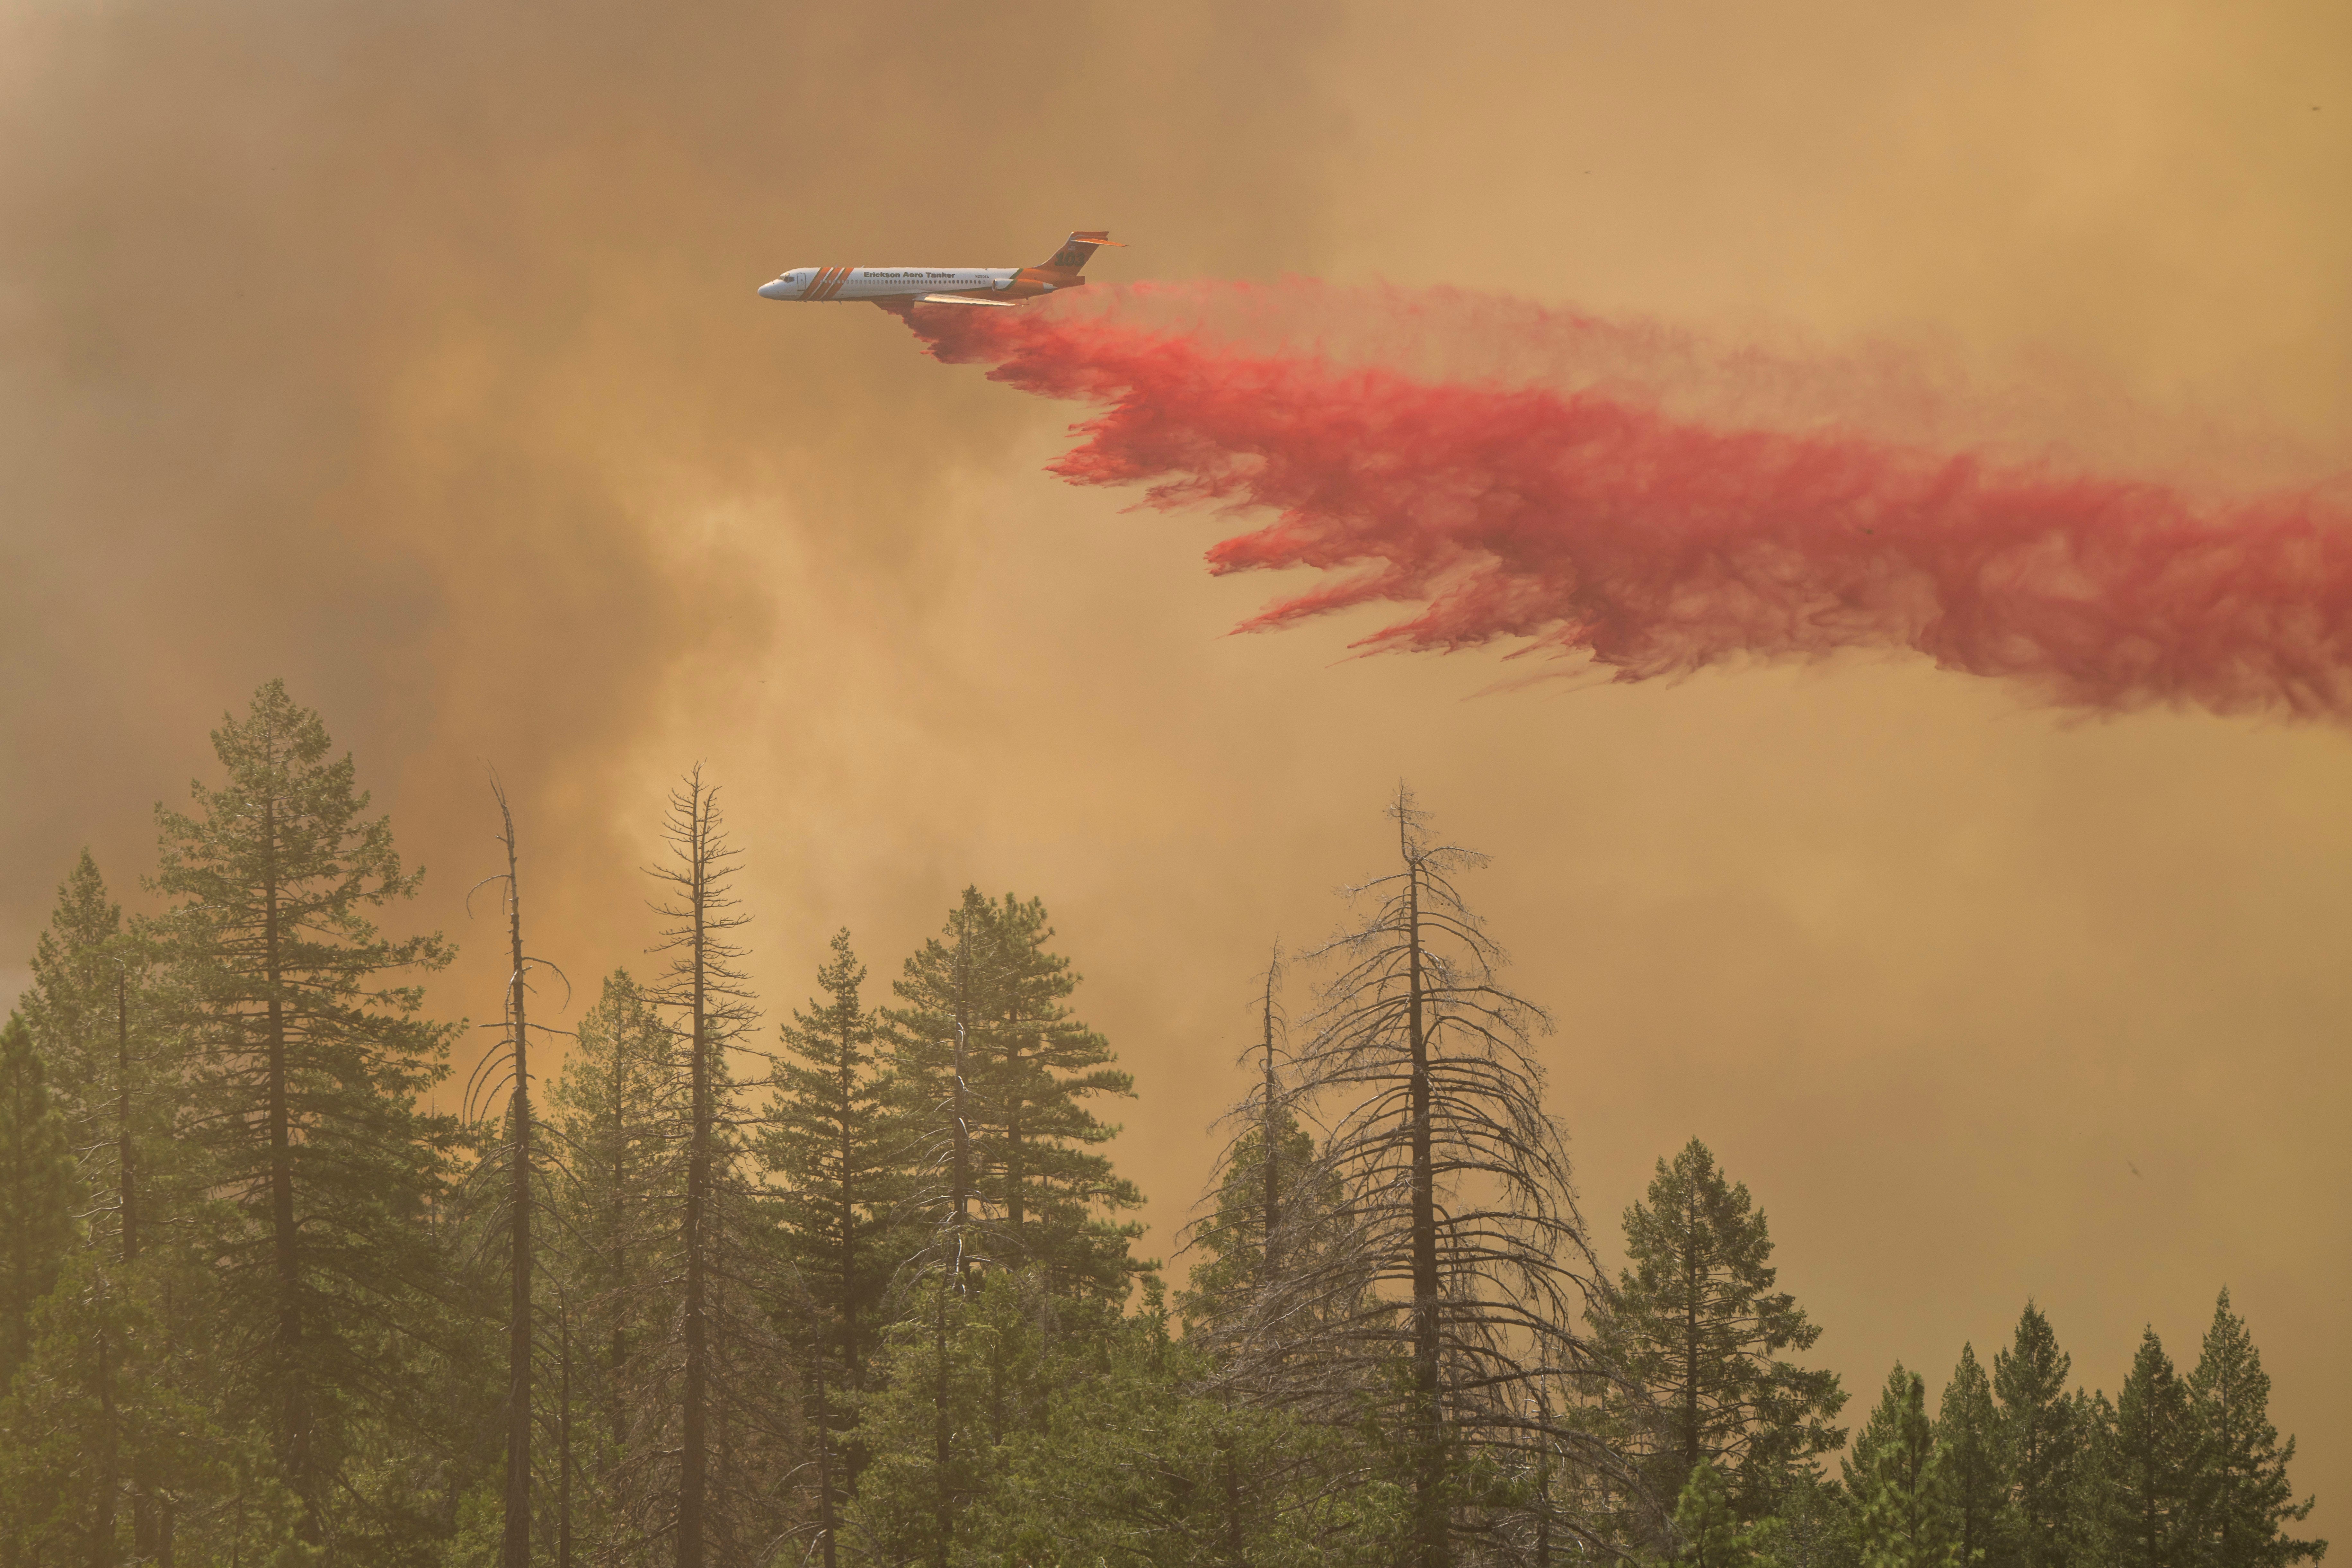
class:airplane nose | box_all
[757,279,791,300]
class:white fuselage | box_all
[758,266,1023,301]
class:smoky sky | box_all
[5,0,2348,1536]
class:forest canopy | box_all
[0,680,2324,1568]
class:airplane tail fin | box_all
[1039,230,1124,272]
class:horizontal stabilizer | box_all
[917,293,1017,307]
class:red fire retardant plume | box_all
[905,288,2352,721]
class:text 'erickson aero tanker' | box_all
[755,231,1123,313]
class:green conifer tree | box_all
[17,854,189,1564]
[1176,1105,1330,1341]
[2103,1329,2198,1568]
[884,890,1143,1299]
[151,678,458,1536]
[0,1015,76,1391]
[547,969,686,1560]
[1993,1302,2082,1568]
[1179,950,1351,1349]
[1674,1458,1750,1568]
[0,1013,80,1568]
[2187,1289,2324,1568]
[1936,1344,2013,1568]
[2072,1391,2121,1568]
[765,928,915,1560]
[0,1247,223,1566]
[1604,1138,1847,1519]
[767,930,907,1393]
[1845,1365,1960,1568]
[20,850,126,1156]
[975,894,1141,1296]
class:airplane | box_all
[755,230,1123,311]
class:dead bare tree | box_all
[1219,785,1641,1567]
[645,768,757,1568]
[462,777,572,1568]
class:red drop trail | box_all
[905,285,2352,721]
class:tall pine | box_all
[1845,1364,1959,1568]
[884,890,1142,1299]
[765,928,909,1563]
[2104,1329,2197,1568]
[1,1015,76,1392]
[21,851,127,1176]
[2188,1289,2324,1568]
[767,930,904,1393]
[152,678,457,1536]
[548,969,686,1560]
[1934,1344,2012,1568]
[1994,1301,2082,1568]
[1605,1138,1847,1519]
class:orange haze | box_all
[3,0,2347,1533]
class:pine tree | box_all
[1180,947,1349,1347]
[974,894,1140,1297]
[548,969,686,1562]
[0,1245,226,1567]
[1603,1137,1846,1520]
[2103,1329,2198,1568]
[764,928,913,1561]
[767,930,905,1392]
[1673,1458,1749,1567]
[20,850,126,1164]
[884,889,992,1288]
[17,853,189,1564]
[2187,1289,2324,1568]
[151,678,458,1536]
[1936,1344,2012,1568]
[1993,1302,2082,1568]
[884,889,1144,1299]
[1176,1105,1327,1342]
[1,1015,77,1392]
[1845,1365,1959,1568]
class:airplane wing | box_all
[915,293,1017,308]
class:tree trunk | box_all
[1220,1417,1246,1568]
[558,1305,573,1568]
[931,1278,953,1568]
[116,972,137,1264]
[260,794,313,1536]
[91,1283,119,1568]
[608,1053,628,1459]
[838,1023,858,1389]
[1402,826,1447,1568]
[118,970,158,1568]
[949,913,972,1292]
[501,794,534,1568]
[1005,1045,1024,1237]
[814,1341,838,1568]
[1684,1184,1700,1482]
[679,813,711,1568]
[1261,960,1279,1275]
